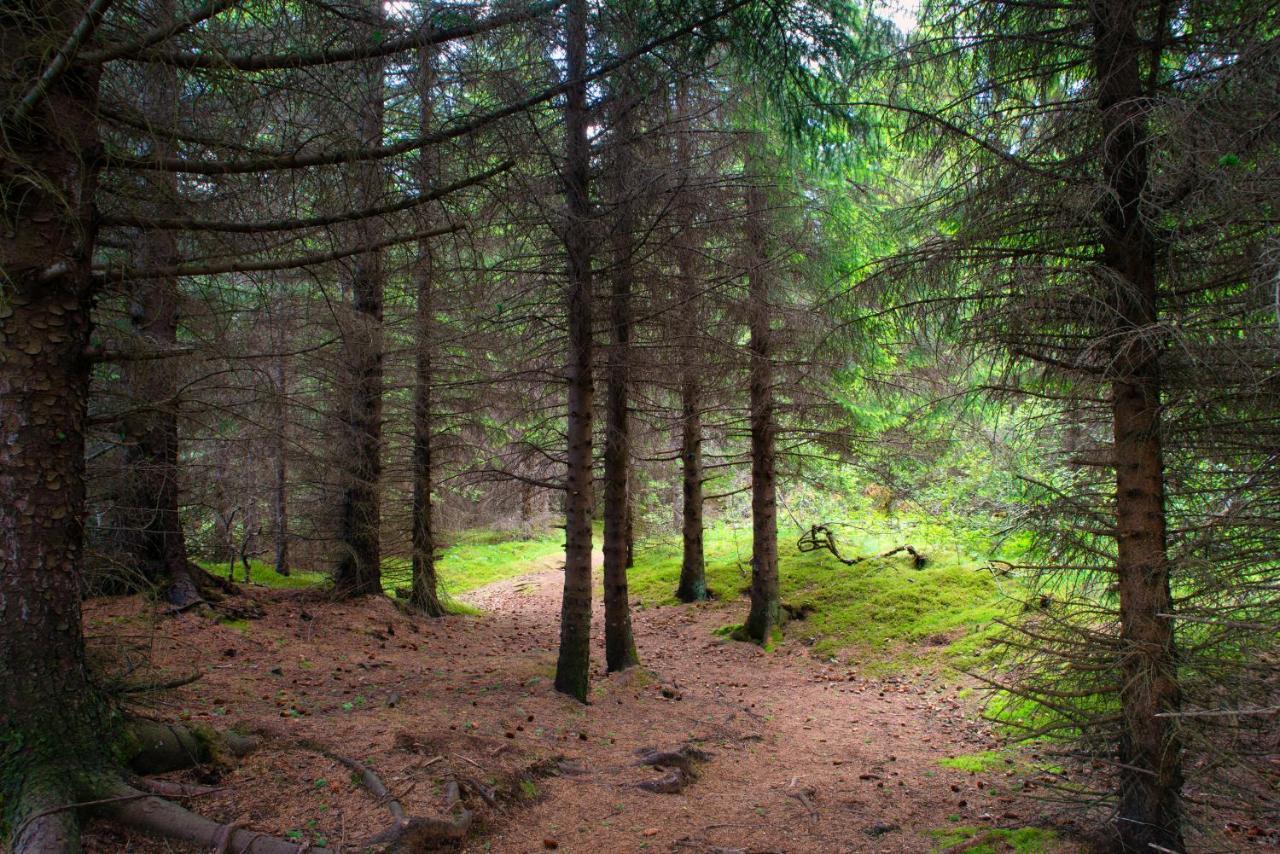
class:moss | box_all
[936,750,1008,773]
[201,526,563,606]
[929,826,1057,853]
[382,527,564,599]
[197,559,326,590]
[628,524,1017,670]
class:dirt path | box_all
[83,556,1073,853]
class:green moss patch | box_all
[628,524,1015,669]
[929,826,1057,853]
[937,750,1008,773]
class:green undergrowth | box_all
[629,521,1021,670]
[929,826,1057,853]
[199,527,563,600]
[429,527,564,595]
[937,750,1010,773]
[198,558,327,589]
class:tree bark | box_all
[271,347,290,576]
[0,6,114,848]
[554,0,596,701]
[409,43,445,617]
[1093,0,1183,849]
[742,143,779,644]
[333,0,388,598]
[602,79,640,672]
[116,0,204,607]
[673,82,707,603]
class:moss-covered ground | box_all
[627,521,1020,669]
[202,515,1022,671]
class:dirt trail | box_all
[83,556,1073,853]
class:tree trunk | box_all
[117,0,203,607]
[333,0,387,598]
[271,348,290,576]
[1093,0,1183,849]
[673,82,707,603]
[742,144,779,645]
[676,375,707,601]
[602,81,640,673]
[0,8,115,848]
[409,43,445,617]
[554,0,596,702]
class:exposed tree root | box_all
[797,524,927,569]
[634,745,714,774]
[298,738,475,849]
[98,780,323,853]
[124,718,257,775]
[637,769,689,793]
[634,745,714,794]
[131,777,224,799]
[164,561,267,621]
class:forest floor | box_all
[81,553,1084,854]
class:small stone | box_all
[642,828,659,837]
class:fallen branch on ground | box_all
[797,524,926,569]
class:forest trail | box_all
[83,558,1075,853]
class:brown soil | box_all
[80,555,1083,853]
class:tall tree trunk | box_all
[602,82,640,672]
[676,372,706,601]
[1093,0,1183,849]
[554,0,596,701]
[0,7,114,848]
[117,0,204,606]
[742,144,779,645]
[673,82,707,603]
[271,347,290,576]
[409,43,444,616]
[333,0,387,598]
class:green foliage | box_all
[431,527,563,595]
[936,751,1007,773]
[629,517,1019,669]
[197,559,327,590]
[928,826,1057,854]
[202,527,562,601]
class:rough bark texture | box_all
[1093,0,1184,849]
[117,0,202,607]
[602,84,640,672]
[673,83,707,603]
[554,0,596,701]
[409,44,445,617]
[676,374,706,602]
[333,0,388,598]
[271,348,290,576]
[0,5,115,849]
[742,145,779,645]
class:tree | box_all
[408,39,446,616]
[333,0,390,598]
[601,66,642,672]
[869,0,1280,846]
[741,140,780,644]
[1,3,114,845]
[671,78,710,603]
[553,0,597,701]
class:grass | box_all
[628,522,1015,669]
[427,527,563,595]
[929,826,1057,853]
[201,517,1016,673]
[937,750,1009,773]
[203,527,563,601]
[198,558,327,589]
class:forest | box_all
[1,0,1277,851]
